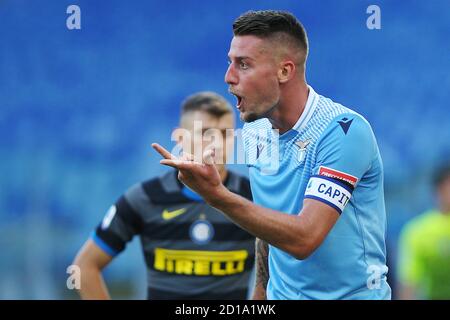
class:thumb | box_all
[203,148,216,165]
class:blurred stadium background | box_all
[0,0,449,299]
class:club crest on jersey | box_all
[319,166,358,187]
[295,139,311,163]
[189,219,214,245]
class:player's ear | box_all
[277,60,296,83]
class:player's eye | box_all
[239,61,249,70]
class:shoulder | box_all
[124,170,188,211]
[316,106,376,151]
[315,93,373,134]
[308,96,379,175]
[298,91,373,148]
[124,177,158,205]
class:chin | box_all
[241,111,261,123]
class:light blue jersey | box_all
[243,86,391,300]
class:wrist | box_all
[204,183,229,208]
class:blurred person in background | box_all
[73,92,255,299]
[398,164,450,299]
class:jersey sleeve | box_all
[92,184,144,257]
[304,114,377,214]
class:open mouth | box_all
[232,93,243,109]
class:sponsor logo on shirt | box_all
[319,166,358,187]
[153,248,248,276]
[162,208,187,220]
[337,117,354,135]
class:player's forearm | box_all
[252,283,267,300]
[252,238,269,300]
[206,186,313,259]
[77,265,111,300]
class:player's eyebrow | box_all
[228,55,255,62]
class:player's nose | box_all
[225,64,238,85]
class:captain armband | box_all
[304,175,354,214]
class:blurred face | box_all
[177,110,234,167]
[437,175,450,213]
[225,35,281,122]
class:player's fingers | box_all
[159,159,180,169]
[152,143,175,160]
[181,152,194,162]
[203,148,216,165]
[178,169,193,183]
[160,159,195,170]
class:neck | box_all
[267,79,309,134]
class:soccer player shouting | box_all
[153,10,391,300]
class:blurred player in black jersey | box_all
[73,92,255,299]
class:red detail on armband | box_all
[319,166,358,187]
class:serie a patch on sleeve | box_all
[304,168,357,214]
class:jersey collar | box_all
[291,85,319,133]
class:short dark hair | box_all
[233,10,308,62]
[433,164,450,188]
[181,91,233,118]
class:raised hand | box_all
[151,143,224,203]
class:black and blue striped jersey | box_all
[93,170,255,299]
